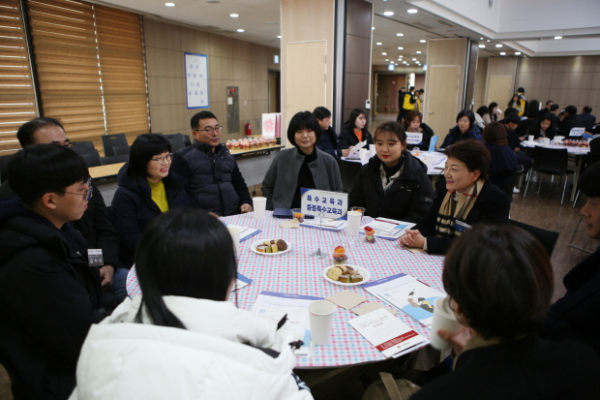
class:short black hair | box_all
[565,105,577,116]
[517,87,525,93]
[374,121,407,145]
[190,111,218,130]
[444,224,553,342]
[526,99,540,119]
[409,86,415,91]
[504,107,519,117]
[545,100,554,106]
[445,139,491,181]
[287,111,322,147]
[16,117,65,148]
[550,104,559,112]
[313,106,332,120]
[504,113,521,125]
[347,108,367,130]
[583,106,592,114]
[8,144,89,206]
[476,105,489,118]
[128,134,172,179]
[456,110,475,128]
[579,162,600,198]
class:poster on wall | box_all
[185,53,209,109]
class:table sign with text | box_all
[406,132,423,145]
[301,189,348,220]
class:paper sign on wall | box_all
[185,53,209,109]
[406,132,423,145]
[301,189,348,219]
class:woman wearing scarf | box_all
[399,139,510,255]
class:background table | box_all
[342,151,446,176]
[127,211,445,368]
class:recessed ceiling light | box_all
[515,51,521,55]
[479,44,485,48]
[277,35,281,39]
[399,55,403,58]
[165,2,175,6]
[372,27,375,30]
[416,51,421,54]
[229,13,239,18]
[385,59,389,61]
[480,37,484,40]
[383,11,394,16]
[500,52,506,56]
[397,46,403,50]
[396,33,404,37]
[495,44,502,48]
[407,8,418,14]
[554,36,562,39]
[412,58,417,61]
[382,52,387,55]
[236,29,245,33]
[419,39,427,43]
[406,63,410,66]
[486,39,490,42]
[376,42,382,45]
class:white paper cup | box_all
[227,226,241,257]
[369,144,376,157]
[309,300,336,345]
[429,297,462,351]
[528,135,534,142]
[253,196,266,219]
[359,148,368,162]
[542,137,550,146]
[346,210,361,236]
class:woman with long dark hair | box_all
[402,110,435,150]
[70,210,313,399]
[528,113,557,140]
[339,108,374,156]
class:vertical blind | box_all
[0,0,150,154]
[0,0,38,153]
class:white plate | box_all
[322,265,371,286]
[250,239,292,256]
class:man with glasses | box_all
[171,111,253,216]
[0,144,107,399]
[0,117,121,297]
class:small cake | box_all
[270,239,276,244]
[265,245,272,253]
[263,240,272,246]
[256,245,267,253]
[327,266,344,281]
[339,273,350,283]
[276,239,288,251]
[350,273,363,283]
[364,226,376,243]
[270,243,279,253]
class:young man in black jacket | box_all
[313,106,340,158]
[0,145,106,400]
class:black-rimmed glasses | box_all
[150,153,173,164]
[63,177,93,201]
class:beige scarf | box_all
[435,180,484,238]
[379,161,404,192]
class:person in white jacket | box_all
[69,210,313,400]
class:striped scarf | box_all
[435,180,484,238]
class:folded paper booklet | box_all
[225,223,261,242]
[234,273,252,291]
[301,218,347,231]
[251,291,321,356]
[363,273,445,328]
[349,308,428,358]
[360,218,415,240]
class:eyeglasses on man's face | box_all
[63,177,93,201]
[150,153,173,164]
[194,125,222,135]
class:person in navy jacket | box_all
[482,122,518,192]
[440,110,481,148]
[111,134,189,267]
[313,106,341,158]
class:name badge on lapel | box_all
[455,220,472,234]
[87,249,104,267]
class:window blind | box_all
[0,0,38,154]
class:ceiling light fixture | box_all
[376,42,382,45]
[480,37,484,40]
[479,44,485,48]
[396,33,404,37]
[277,35,281,39]
[416,51,421,54]
[397,46,403,50]
[486,39,490,42]
[495,44,502,48]
[382,52,387,55]
[515,51,521,55]
[229,13,239,18]
[372,27,375,30]
[500,52,506,56]
[383,11,394,16]
[407,8,418,14]
[385,59,389,61]
[236,29,245,32]
[165,2,175,6]
[412,58,417,61]
[419,39,427,43]
[554,36,562,39]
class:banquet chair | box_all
[523,146,574,205]
[572,152,600,207]
[338,159,362,193]
[71,141,96,155]
[509,219,559,257]
[161,133,186,152]
[81,151,102,168]
[102,133,128,157]
[503,166,524,201]
[113,145,131,156]
[101,153,129,165]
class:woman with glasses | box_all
[111,134,189,267]
[69,210,314,400]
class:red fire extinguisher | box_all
[245,121,252,136]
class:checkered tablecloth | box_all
[126,211,445,368]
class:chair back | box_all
[0,154,13,183]
[81,150,102,167]
[586,152,600,169]
[101,153,129,165]
[428,136,438,152]
[590,137,600,154]
[509,219,559,257]
[163,133,186,152]
[72,141,96,155]
[102,133,128,157]
[338,159,362,193]
[532,146,568,175]
[113,145,131,156]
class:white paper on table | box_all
[362,273,445,328]
[361,218,415,240]
[301,218,346,229]
[251,291,321,356]
[433,159,446,170]
[349,308,428,358]
[347,140,367,158]
[223,223,260,242]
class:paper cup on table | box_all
[253,196,266,219]
[542,137,550,146]
[359,148,368,162]
[346,210,361,236]
[309,300,336,345]
[528,135,534,143]
[227,226,241,257]
[429,297,462,351]
[369,144,376,157]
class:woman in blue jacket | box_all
[111,134,190,267]
[440,110,482,148]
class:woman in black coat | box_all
[403,110,435,151]
[111,134,190,267]
[349,121,433,222]
[527,113,557,140]
[338,108,374,156]
[483,122,519,192]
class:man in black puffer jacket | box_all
[171,111,253,216]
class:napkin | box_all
[326,291,368,310]
[280,218,301,229]
[352,302,397,316]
